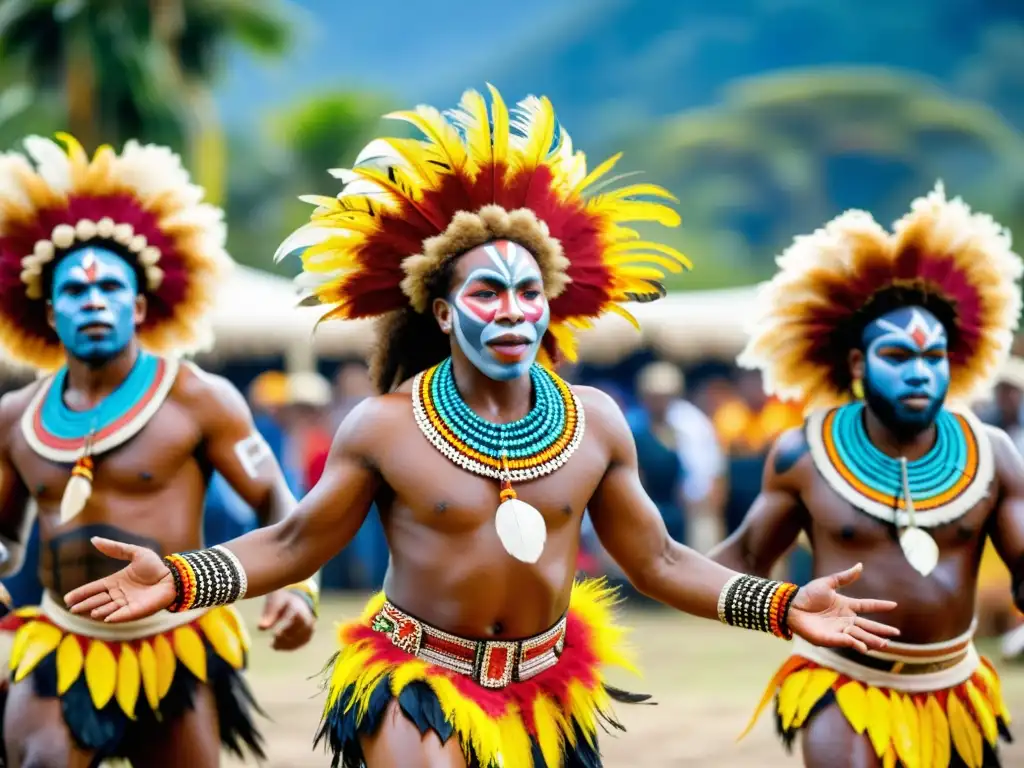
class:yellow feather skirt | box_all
[742,653,1011,768]
[1,604,264,760]
[316,578,648,768]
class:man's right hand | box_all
[63,537,177,622]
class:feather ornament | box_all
[275,85,690,365]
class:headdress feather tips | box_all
[0,133,231,369]
[739,182,1023,408]
[276,84,692,365]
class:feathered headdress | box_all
[275,85,690,368]
[0,133,231,370]
[739,182,1023,409]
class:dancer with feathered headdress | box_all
[66,87,899,767]
[0,134,319,766]
[712,184,1024,767]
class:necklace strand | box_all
[412,358,584,482]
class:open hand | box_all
[63,537,176,623]
[787,563,900,653]
[258,590,316,651]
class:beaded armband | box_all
[284,575,320,618]
[717,574,799,640]
[164,545,248,613]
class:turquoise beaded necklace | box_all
[832,402,968,505]
[428,357,567,463]
[806,401,993,530]
[413,357,584,482]
[412,357,585,563]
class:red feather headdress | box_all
[0,133,230,370]
[739,183,1023,408]
[275,85,691,368]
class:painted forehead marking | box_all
[61,248,135,289]
[480,240,540,284]
[63,249,101,284]
[82,250,98,282]
[874,309,945,350]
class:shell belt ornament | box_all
[411,358,584,563]
[806,402,994,576]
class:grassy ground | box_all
[222,593,1024,767]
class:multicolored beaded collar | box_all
[21,350,179,464]
[806,402,993,529]
[412,357,584,482]
[411,357,584,563]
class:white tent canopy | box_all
[206,268,761,368]
[0,267,761,378]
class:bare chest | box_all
[9,402,202,505]
[803,472,995,551]
[377,424,608,533]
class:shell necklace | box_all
[411,358,584,563]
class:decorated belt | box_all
[834,646,969,675]
[370,600,567,689]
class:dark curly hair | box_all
[830,283,959,392]
[843,284,959,352]
[369,258,458,393]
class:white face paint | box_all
[233,432,273,479]
[449,240,549,381]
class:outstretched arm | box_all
[583,388,897,651]
[189,368,318,649]
[983,427,1024,612]
[63,396,385,622]
[708,429,809,576]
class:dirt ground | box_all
[223,594,1024,767]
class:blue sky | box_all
[214,0,581,126]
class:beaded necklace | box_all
[412,357,585,562]
[21,351,180,523]
[806,401,994,575]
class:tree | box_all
[223,90,395,272]
[0,0,182,152]
[617,67,1024,290]
[151,0,296,203]
[0,0,295,197]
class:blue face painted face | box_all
[449,240,550,381]
[861,306,950,434]
[51,247,139,364]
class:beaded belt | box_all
[793,634,980,693]
[369,600,567,689]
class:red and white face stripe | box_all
[450,239,550,380]
[454,240,547,325]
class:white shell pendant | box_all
[495,497,547,564]
[898,456,939,576]
[899,527,940,577]
[60,454,94,524]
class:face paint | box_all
[449,240,550,381]
[861,306,950,436]
[51,247,139,364]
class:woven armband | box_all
[285,574,320,618]
[164,545,248,613]
[717,574,800,640]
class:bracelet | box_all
[164,545,248,613]
[285,576,320,618]
[717,574,800,640]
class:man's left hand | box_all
[258,589,316,651]
[786,563,901,653]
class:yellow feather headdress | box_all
[739,182,1023,409]
[275,85,690,371]
[0,133,231,370]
